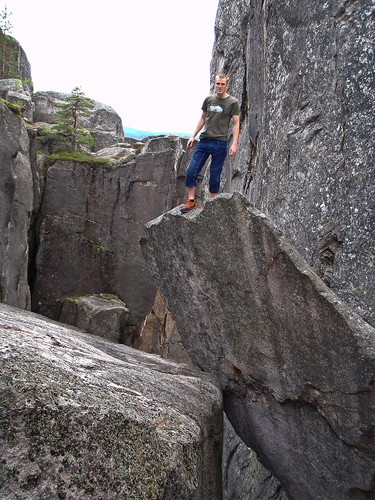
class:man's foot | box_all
[181,199,197,213]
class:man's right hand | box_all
[187,112,206,148]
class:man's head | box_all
[215,74,229,98]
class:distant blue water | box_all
[123,126,189,140]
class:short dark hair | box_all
[215,74,229,84]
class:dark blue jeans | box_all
[184,138,227,194]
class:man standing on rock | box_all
[181,74,240,213]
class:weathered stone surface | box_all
[136,290,195,368]
[32,136,185,338]
[223,415,287,500]
[206,1,375,495]
[81,100,124,151]
[0,102,32,309]
[0,302,223,499]
[81,100,123,136]
[137,291,287,499]
[13,40,33,91]
[140,192,375,500]
[92,144,138,165]
[56,293,129,343]
[210,0,375,328]
[32,91,68,123]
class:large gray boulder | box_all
[56,293,129,343]
[81,100,125,151]
[32,136,186,338]
[32,91,124,151]
[210,0,375,327]
[32,91,69,123]
[0,102,32,309]
[0,302,223,499]
[140,192,375,500]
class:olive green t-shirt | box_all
[200,94,240,142]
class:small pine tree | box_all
[0,6,18,79]
[50,87,95,152]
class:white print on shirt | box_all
[208,104,224,113]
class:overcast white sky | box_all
[5,0,219,133]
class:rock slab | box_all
[0,303,223,499]
[0,102,32,309]
[140,192,375,500]
[57,293,129,343]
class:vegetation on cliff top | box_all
[45,150,108,166]
[40,87,95,153]
[0,6,18,79]
[0,96,22,115]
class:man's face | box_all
[215,78,228,97]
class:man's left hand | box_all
[229,144,237,156]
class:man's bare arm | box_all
[187,112,207,148]
[229,115,240,156]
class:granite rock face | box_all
[13,40,33,91]
[56,293,129,343]
[0,39,33,91]
[211,0,375,327]
[0,102,32,309]
[223,415,287,500]
[208,1,375,495]
[81,100,125,151]
[136,290,196,368]
[32,91,71,124]
[140,193,375,500]
[0,79,34,121]
[0,302,223,499]
[32,136,186,337]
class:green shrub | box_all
[0,97,23,115]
